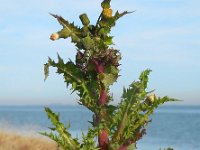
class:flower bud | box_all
[79,13,90,26]
[146,94,156,103]
[50,33,59,41]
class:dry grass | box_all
[0,130,62,150]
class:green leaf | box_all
[80,128,99,150]
[44,60,50,81]
[81,35,95,50]
[126,143,136,150]
[44,54,99,111]
[44,107,80,149]
[47,54,83,86]
[113,11,134,22]
[57,27,71,39]
[139,69,152,89]
[50,13,82,47]
[99,73,117,88]
[104,36,113,45]
[98,27,111,37]
[50,13,81,33]
[110,69,175,145]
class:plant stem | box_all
[93,59,109,150]
[98,84,109,150]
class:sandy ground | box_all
[0,130,62,150]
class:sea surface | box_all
[0,105,199,150]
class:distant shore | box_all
[0,129,62,150]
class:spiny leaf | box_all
[81,35,95,50]
[99,73,117,88]
[47,54,83,85]
[114,10,135,21]
[80,128,99,150]
[139,69,152,89]
[110,70,157,145]
[44,63,49,81]
[45,54,98,110]
[50,13,81,33]
[44,107,80,149]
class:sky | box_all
[0,0,200,105]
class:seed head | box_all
[50,33,59,41]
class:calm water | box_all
[0,105,199,150]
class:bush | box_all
[42,0,176,149]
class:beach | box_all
[0,129,62,150]
[0,130,61,150]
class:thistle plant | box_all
[43,0,176,149]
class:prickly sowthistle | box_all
[43,0,175,149]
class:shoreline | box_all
[0,129,62,150]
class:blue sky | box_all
[0,0,200,105]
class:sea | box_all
[0,105,199,150]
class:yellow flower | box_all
[50,33,59,41]
[103,8,113,18]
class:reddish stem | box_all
[93,59,109,150]
[118,147,126,150]
[99,89,107,105]
[118,144,129,150]
[98,88,109,150]
[117,140,135,150]
[92,59,105,73]
[118,145,128,150]
[98,129,109,150]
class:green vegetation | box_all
[43,0,176,149]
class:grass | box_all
[0,130,62,150]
